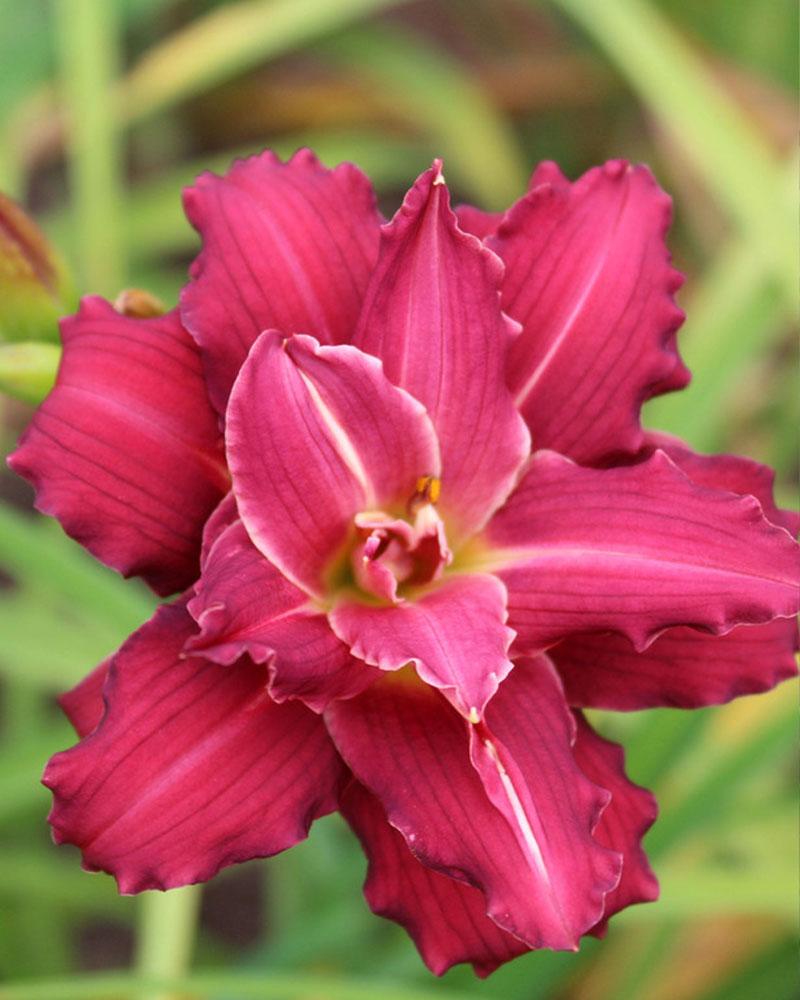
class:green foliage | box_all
[0,0,795,998]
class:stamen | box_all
[409,475,441,514]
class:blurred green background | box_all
[0,1,797,998]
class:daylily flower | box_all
[9,150,799,976]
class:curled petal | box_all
[354,162,530,539]
[44,602,344,892]
[642,431,799,536]
[490,161,687,463]
[486,450,800,652]
[9,299,228,595]
[59,659,111,738]
[553,619,799,711]
[187,517,379,711]
[341,781,527,976]
[199,491,240,567]
[325,660,620,952]
[181,148,381,412]
[571,713,658,933]
[226,331,440,597]
[328,573,514,720]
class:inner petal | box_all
[351,488,452,603]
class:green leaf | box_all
[696,937,799,1000]
[120,0,413,125]
[0,971,478,1000]
[548,0,796,303]
[321,25,528,208]
[43,129,428,268]
[0,342,60,404]
[56,0,126,295]
[645,706,796,856]
[0,851,127,917]
[0,505,155,633]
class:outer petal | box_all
[453,204,503,240]
[642,431,799,536]
[485,450,800,652]
[553,619,799,710]
[325,660,621,952]
[354,163,530,539]
[199,490,240,565]
[59,659,111,738]
[490,161,687,464]
[44,602,344,892]
[186,517,379,711]
[328,573,514,720]
[571,714,658,933]
[551,432,798,710]
[9,299,228,595]
[453,161,570,242]
[341,781,527,977]
[181,148,381,412]
[226,331,439,597]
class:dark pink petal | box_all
[226,331,439,597]
[549,433,798,710]
[328,573,514,720]
[490,161,687,464]
[341,781,527,976]
[643,431,799,536]
[571,713,658,933]
[486,450,800,652]
[528,160,571,191]
[325,660,621,951]
[454,162,570,243]
[453,204,503,240]
[553,619,799,710]
[181,148,381,412]
[187,517,378,711]
[200,491,240,566]
[9,298,228,595]
[44,602,344,892]
[59,659,111,738]
[354,163,530,539]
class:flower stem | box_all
[55,0,125,295]
[134,886,203,1000]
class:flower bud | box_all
[0,192,75,343]
[114,288,167,319]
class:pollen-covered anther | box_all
[408,474,441,515]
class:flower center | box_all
[351,477,451,603]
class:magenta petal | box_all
[341,781,527,976]
[187,517,379,711]
[453,204,504,240]
[553,619,799,710]
[59,659,111,738]
[642,431,800,536]
[226,330,439,596]
[571,714,658,933]
[328,573,514,720]
[181,148,381,412]
[325,661,620,951]
[44,602,344,892]
[199,491,240,566]
[490,161,687,464]
[8,299,227,595]
[486,450,800,652]
[455,162,569,243]
[354,163,530,538]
